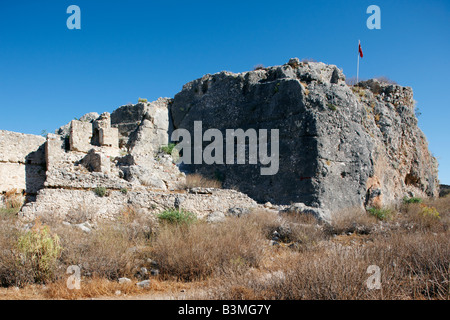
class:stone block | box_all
[70,121,93,152]
[99,127,119,148]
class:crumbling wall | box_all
[20,188,257,222]
[0,131,46,198]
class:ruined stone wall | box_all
[20,188,257,222]
[0,131,46,196]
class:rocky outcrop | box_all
[170,58,439,216]
[0,58,440,222]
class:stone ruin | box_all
[1,100,257,223]
[0,58,440,222]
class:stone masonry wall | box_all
[0,131,46,196]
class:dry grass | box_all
[208,231,450,300]
[178,174,222,190]
[327,207,378,235]
[1,197,449,300]
[42,277,160,300]
[55,210,156,281]
[2,189,24,210]
[399,197,449,233]
[152,217,265,281]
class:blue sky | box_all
[0,0,449,184]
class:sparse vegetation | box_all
[367,207,393,221]
[3,189,24,210]
[152,216,264,281]
[0,196,448,300]
[327,103,337,111]
[138,98,148,103]
[327,207,377,235]
[375,76,397,85]
[404,197,423,204]
[16,222,62,284]
[274,82,280,93]
[157,209,197,226]
[253,64,265,71]
[93,186,108,197]
[160,143,177,155]
[178,173,222,190]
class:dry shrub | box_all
[425,196,450,222]
[152,217,265,281]
[208,230,449,300]
[328,208,377,235]
[0,220,61,287]
[179,174,222,190]
[43,277,151,300]
[3,189,24,210]
[275,212,327,249]
[54,207,155,281]
[375,76,398,85]
[244,210,281,239]
[57,222,152,281]
[65,202,95,224]
[0,222,33,287]
[400,197,449,233]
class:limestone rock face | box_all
[170,59,439,215]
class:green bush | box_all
[17,223,62,283]
[158,209,197,225]
[274,82,280,93]
[138,98,148,103]
[120,188,128,195]
[368,208,393,221]
[328,103,337,111]
[160,143,177,155]
[94,186,108,197]
[403,197,423,204]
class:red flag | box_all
[359,41,364,58]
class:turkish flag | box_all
[359,41,364,58]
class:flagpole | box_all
[357,40,360,84]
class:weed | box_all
[327,104,337,111]
[160,143,177,155]
[367,207,393,220]
[404,197,423,204]
[94,187,108,198]
[158,209,197,225]
[178,174,222,190]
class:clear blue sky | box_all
[0,0,449,184]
